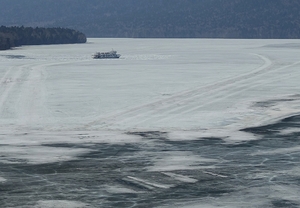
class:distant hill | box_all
[0,0,300,38]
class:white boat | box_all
[93,50,121,59]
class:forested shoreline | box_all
[0,26,86,50]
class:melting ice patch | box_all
[147,151,217,172]
[251,146,300,156]
[0,130,142,164]
[167,129,258,144]
[0,176,6,183]
[0,145,91,164]
[104,185,141,194]
[126,176,174,189]
[33,200,91,208]
[278,127,300,135]
[161,172,198,183]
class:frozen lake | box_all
[1,38,300,207]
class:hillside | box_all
[0,0,299,38]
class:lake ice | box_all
[1,38,300,207]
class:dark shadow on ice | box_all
[272,199,299,208]
[2,116,300,207]
[1,55,27,59]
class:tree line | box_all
[0,26,86,50]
